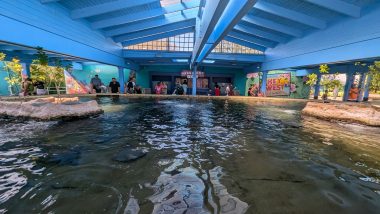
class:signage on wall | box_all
[181,70,205,79]
[246,73,259,79]
[266,73,291,97]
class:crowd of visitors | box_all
[88,75,142,94]
[19,74,238,96]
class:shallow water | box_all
[1,97,380,213]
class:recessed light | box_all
[172,59,188,63]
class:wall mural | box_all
[266,73,291,97]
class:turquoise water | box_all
[0,97,380,213]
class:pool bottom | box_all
[0,97,379,213]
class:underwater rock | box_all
[148,167,210,214]
[209,167,249,214]
[124,193,140,214]
[0,97,103,120]
[39,149,81,166]
[112,148,146,163]
[283,121,302,128]
[302,102,380,126]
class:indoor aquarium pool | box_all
[0,97,380,214]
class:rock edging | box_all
[302,102,380,127]
[0,97,103,120]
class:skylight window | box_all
[124,34,264,55]
[125,33,195,52]
[160,0,193,7]
[212,40,264,55]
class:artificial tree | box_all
[0,52,23,95]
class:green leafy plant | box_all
[1,52,23,94]
[51,59,69,95]
[368,61,380,93]
[319,64,330,74]
[30,47,50,83]
[305,64,330,87]
[305,73,318,86]
[30,47,69,95]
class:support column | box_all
[357,73,366,102]
[192,66,197,96]
[260,71,268,96]
[314,73,321,99]
[343,71,354,101]
[21,63,31,78]
[118,67,125,93]
[363,74,372,102]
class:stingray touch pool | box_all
[0,97,380,213]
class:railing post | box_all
[192,65,197,96]
[363,74,372,102]
[260,71,268,96]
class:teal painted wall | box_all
[136,69,150,88]
[0,63,132,96]
[244,70,310,98]
[138,65,246,95]
[71,64,130,87]
[0,62,10,96]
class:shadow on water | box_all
[0,96,380,213]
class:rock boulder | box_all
[0,97,103,120]
[302,102,380,126]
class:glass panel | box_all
[124,34,263,55]
[211,40,264,55]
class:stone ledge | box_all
[302,102,380,127]
[0,97,103,120]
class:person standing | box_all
[21,78,34,96]
[214,83,220,96]
[125,77,136,94]
[90,75,103,93]
[108,78,120,94]
[182,79,188,95]
[155,82,162,95]
[225,84,231,96]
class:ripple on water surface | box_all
[0,97,380,213]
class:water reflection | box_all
[0,97,379,213]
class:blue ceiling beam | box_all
[207,53,265,62]
[40,0,60,3]
[105,8,198,37]
[121,27,194,46]
[191,0,231,65]
[71,0,158,19]
[242,15,303,37]
[0,14,125,67]
[113,19,195,43]
[305,0,361,18]
[0,45,18,51]
[224,36,266,52]
[228,30,277,48]
[192,0,257,65]
[254,1,326,29]
[234,24,289,43]
[92,0,200,29]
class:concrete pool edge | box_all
[0,94,310,103]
